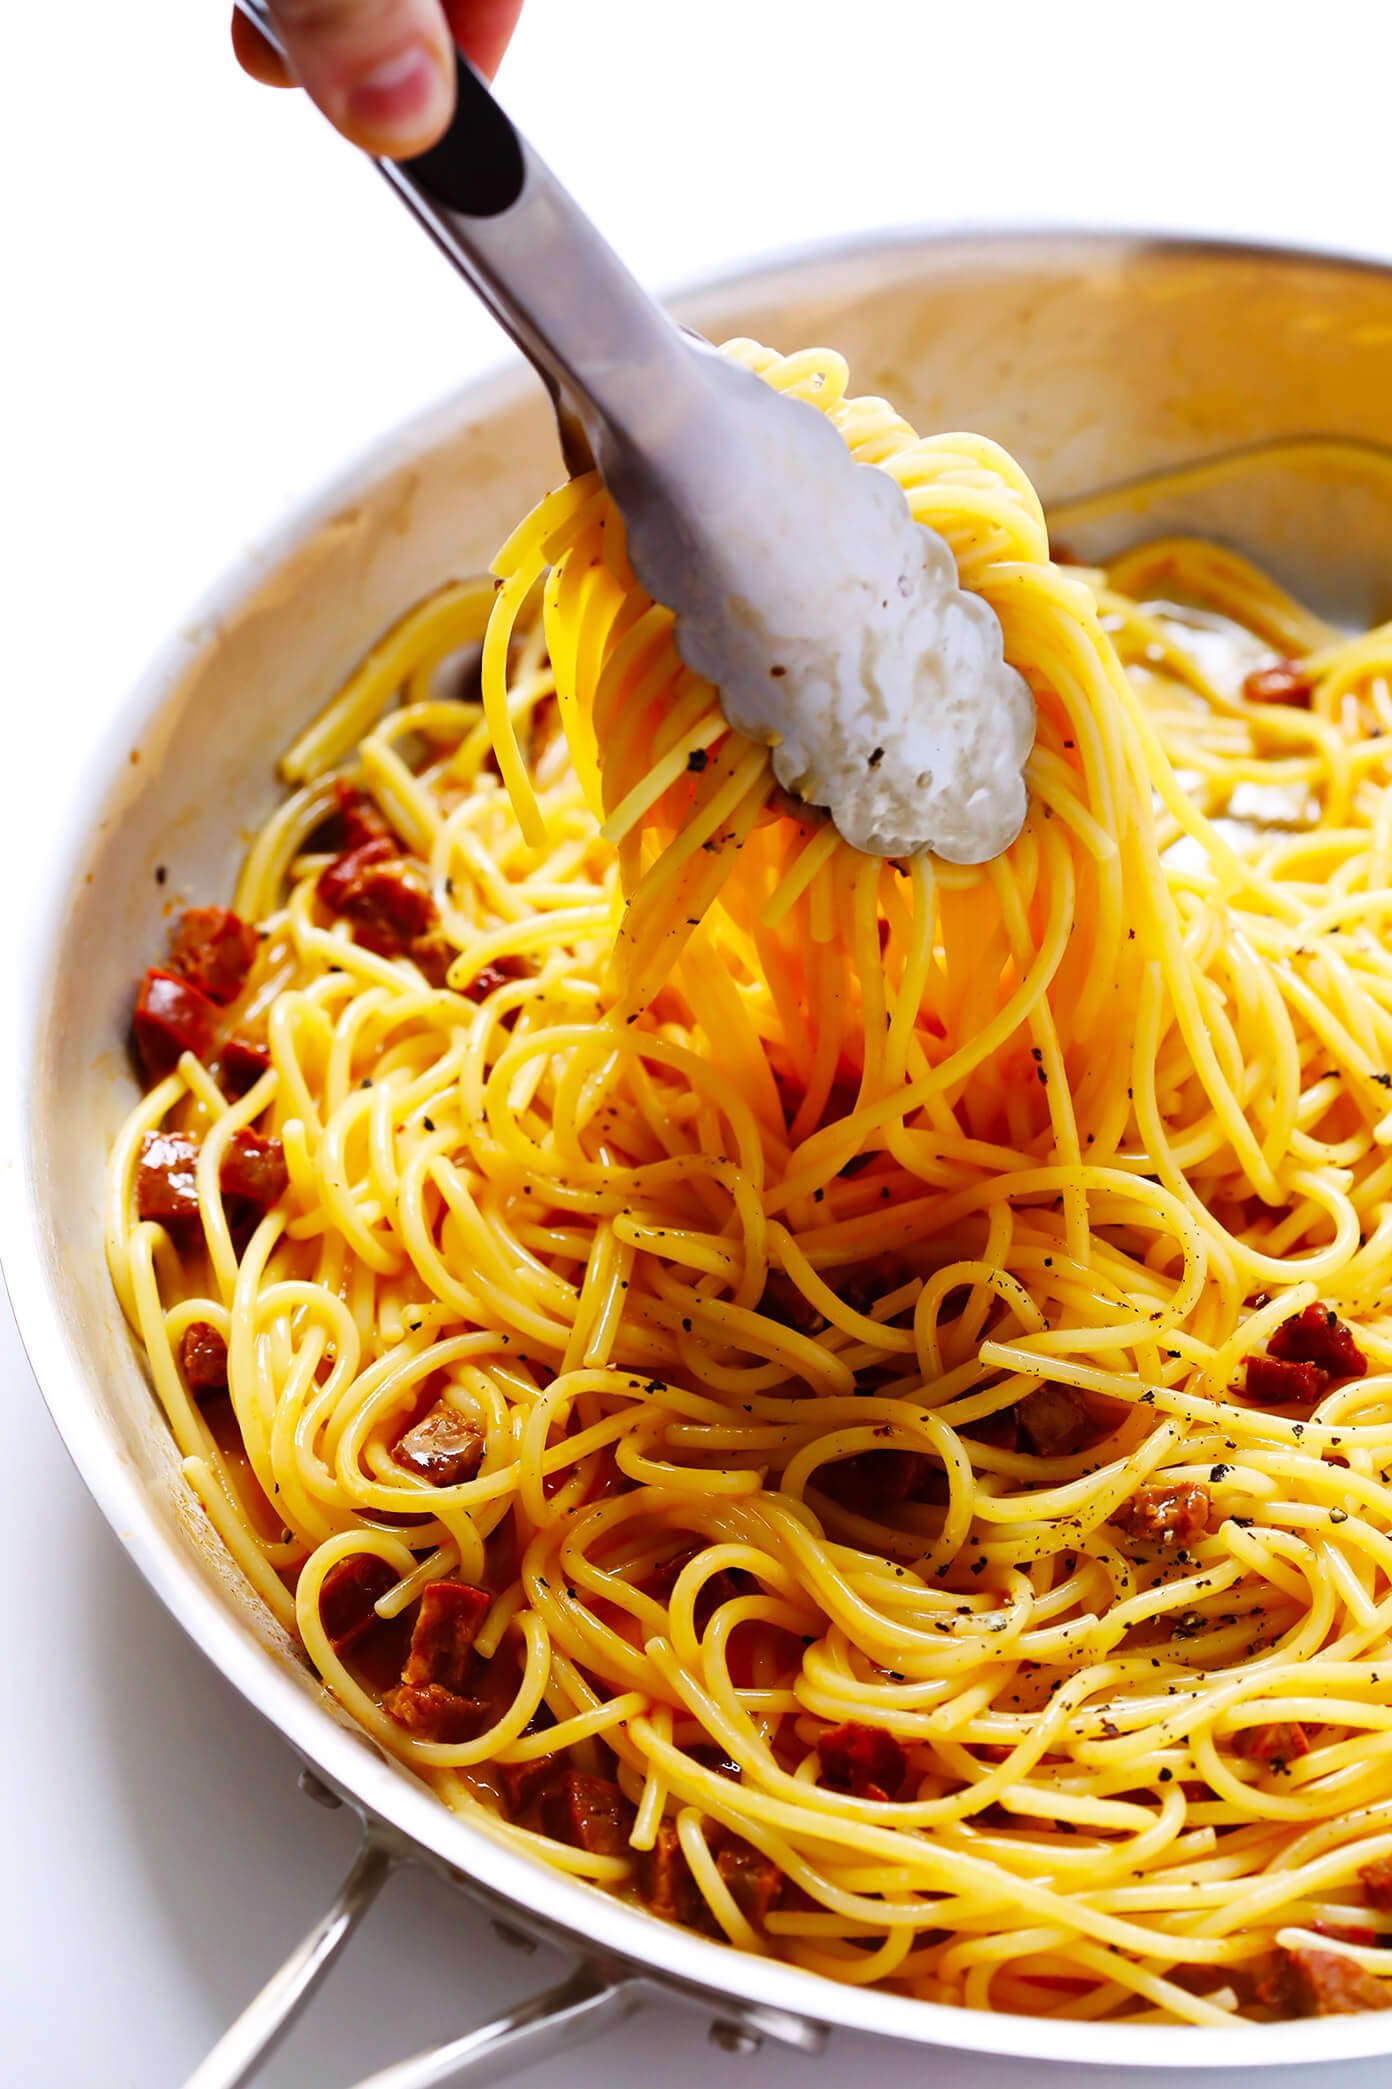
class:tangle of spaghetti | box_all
[108,340,1392,2025]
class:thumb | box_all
[245,0,457,156]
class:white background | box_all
[7,2,1392,2083]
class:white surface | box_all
[8,1,1392,2083]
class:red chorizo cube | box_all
[1244,1355,1327,1405]
[1257,1944,1391,2016]
[392,1403,484,1487]
[318,839,436,959]
[168,906,259,1006]
[218,1036,271,1098]
[1231,1721,1311,1766]
[637,1820,703,1925]
[386,1680,484,1743]
[537,1771,634,1857]
[495,1707,560,1813]
[497,1753,561,1816]
[1018,1383,1096,1456]
[180,1320,228,1395]
[407,932,456,988]
[817,1722,908,1801]
[1113,1481,1210,1546]
[714,1835,783,1928]
[330,781,396,851]
[317,837,398,912]
[135,1131,201,1224]
[1268,1303,1367,1380]
[134,968,218,1080]
[1242,662,1315,707]
[1360,1857,1392,1912]
[219,1128,288,1211]
[345,861,437,957]
[401,1582,491,1694]
[319,1555,397,1654]
[459,956,532,1003]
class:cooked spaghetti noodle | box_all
[107,340,1392,2025]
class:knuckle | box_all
[271,0,401,30]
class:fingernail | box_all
[347,45,449,144]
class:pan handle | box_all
[184,1823,395,2089]
[339,1963,636,2089]
[181,1812,635,2089]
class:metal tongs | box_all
[234,2,1034,864]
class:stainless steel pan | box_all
[9,230,1392,2087]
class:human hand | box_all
[232,1,525,157]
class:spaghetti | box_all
[108,340,1392,2025]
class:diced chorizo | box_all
[318,840,436,958]
[219,1128,289,1211]
[713,1834,784,1928]
[167,906,259,1006]
[217,1036,271,1098]
[181,1321,228,1395]
[1113,1481,1210,1546]
[459,955,532,1004]
[401,1581,491,1694]
[386,1680,484,1742]
[1245,1354,1327,1405]
[493,1705,559,1812]
[1256,1943,1391,2017]
[134,967,218,1079]
[407,932,456,989]
[317,836,398,911]
[635,1820,781,1930]
[817,1722,908,1801]
[536,1771,634,1857]
[1231,1720,1311,1766]
[382,1581,492,1741]
[1242,661,1315,708]
[1018,1383,1096,1457]
[344,861,437,957]
[1314,1921,1379,1948]
[319,1554,396,1654]
[637,1820,704,1925]
[498,1754,560,1815]
[330,780,397,851]
[1361,1857,1392,1912]
[1268,1303,1367,1380]
[392,1403,484,1487]
[135,1130,201,1224]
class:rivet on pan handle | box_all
[180,1815,638,2089]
